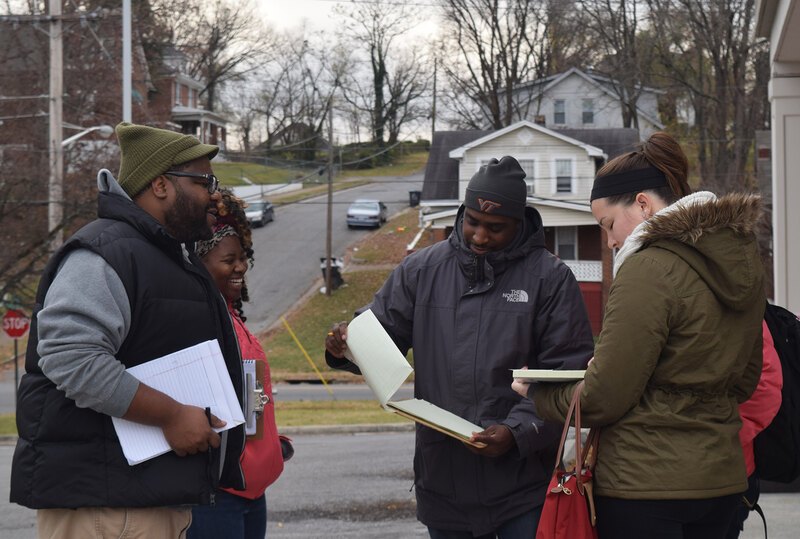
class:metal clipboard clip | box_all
[244,360,268,439]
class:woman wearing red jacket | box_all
[727,321,783,537]
[189,189,288,539]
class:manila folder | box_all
[345,310,486,448]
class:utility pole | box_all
[48,0,64,249]
[122,0,132,122]
[324,108,334,296]
[431,55,437,144]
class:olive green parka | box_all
[533,192,765,500]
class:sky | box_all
[257,0,440,37]
[257,0,337,32]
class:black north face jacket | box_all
[328,205,594,535]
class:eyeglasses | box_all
[163,171,219,194]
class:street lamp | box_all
[61,124,114,147]
[49,123,114,249]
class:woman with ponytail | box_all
[514,132,769,538]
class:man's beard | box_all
[164,184,212,243]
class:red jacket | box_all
[738,321,783,476]
[222,306,284,499]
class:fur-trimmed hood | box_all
[617,191,763,311]
[640,192,762,247]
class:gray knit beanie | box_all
[464,156,527,219]
[115,122,219,197]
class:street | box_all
[1,431,798,539]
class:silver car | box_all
[346,199,388,229]
[245,200,275,228]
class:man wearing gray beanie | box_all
[12,123,246,537]
[325,155,594,537]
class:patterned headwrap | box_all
[195,224,238,259]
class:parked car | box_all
[245,200,275,227]
[346,199,388,229]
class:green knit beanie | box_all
[115,122,219,197]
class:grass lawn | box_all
[274,400,406,427]
[341,150,428,178]
[0,413,15,435]
[214,151,427,188]
[214,162,302,187]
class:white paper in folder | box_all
[111,339,245,465]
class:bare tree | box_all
[230,31,348,165]
[438,0,556,129]
[646,0,768,193]
[578,0,657,129]
[336,0,430,146]
[160,0,275,112]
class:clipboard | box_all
[243,359,267,440]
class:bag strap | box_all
[560,382,601,496]
[552,382,580,475]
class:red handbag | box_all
[536,382,600,539]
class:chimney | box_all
[534,115,546,126]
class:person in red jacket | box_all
[727,321,783,537]
[189,189,290,539]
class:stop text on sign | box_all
[2,309,30,339]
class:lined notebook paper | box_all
[111,340,245,465]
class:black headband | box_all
[590,166,668,201]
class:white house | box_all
[510,67,664,138]
[757,0,800,313]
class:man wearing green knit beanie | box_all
[11,121,247,538]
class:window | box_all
[553,100,566,124]
[174,81,181,105]
[582,99,594,124]
[556,226,577,260]
[518,159,535,195]
[555,159,572,193]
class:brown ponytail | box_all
[595,131,691,205]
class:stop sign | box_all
[3,309,30,339]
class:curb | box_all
[279,422,414,436]
[0,423,415,446]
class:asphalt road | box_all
[1,433,798,539]
[244,174,424,335]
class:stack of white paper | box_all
[111,339,245,465]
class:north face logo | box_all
[478,197,502,213]
[502,289,529,303]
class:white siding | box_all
[457,125,597,203]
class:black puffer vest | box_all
[10,191,245,509]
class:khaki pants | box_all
[37,506,192,539]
